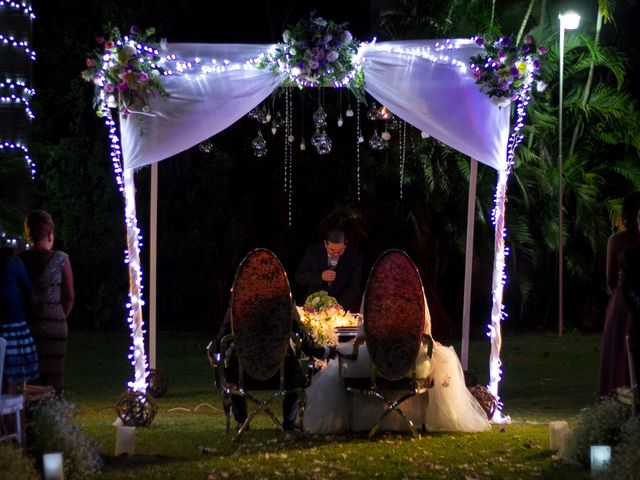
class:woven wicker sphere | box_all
[115,390,157,427]
[469,385,498,420]
[147,369,169,398]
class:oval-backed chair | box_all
[207,248,306,440]
[339,249,434,437]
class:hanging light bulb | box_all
[271,126,278,135]
[337,115,344,127]
[345,104,354,117]
[300,138,306,151]
[421,131,430,139]
[377,105,392,120]
[252,130,268,157]
[273,111,283,128]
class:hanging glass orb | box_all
[300,138,306,151]
[198,139,214,153]
[252,130,268,157]
[315,130,332,155]
[311,128,323,147]
[312,106,327,128]
[357,135,365,144]
[288,134,295,143]
[421,131,430,139]
[368,129,385,151]
[386,117,400,131]
[381,130,391,141]
[345,105,354,117]
[367,102,379,121]
[271,126,278,135]
[247,107,261,120]
[337,116,344,127]
[377,105,392,120]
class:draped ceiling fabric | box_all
[120,39,510,171]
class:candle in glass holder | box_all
[115,425,136,456]
[43,452,64,480]
[549,420,569,451]
[590,445,611,475]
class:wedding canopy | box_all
[109,38,522,422]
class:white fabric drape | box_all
[120,40,510,172]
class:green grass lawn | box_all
[60,330,599,479]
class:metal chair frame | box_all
[0,337,26,449]
[207,333,308,440]
[339,333,434,437]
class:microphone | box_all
[328,257,338,287]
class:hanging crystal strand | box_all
[399,120,407,200]
[356,101,361,203]
[288,87,294,227]
[283,89,289,194]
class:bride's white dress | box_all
[303,338,491,434]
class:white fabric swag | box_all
[120,39,510,172]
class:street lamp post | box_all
[558,11,580,337]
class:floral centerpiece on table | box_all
[469,34,547,107]
[297,291,359,345]
[81,25,167,118]
[259,12,366,100]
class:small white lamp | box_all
[590,445,611,476]
[43,452,64,480]
[115,425,136,456]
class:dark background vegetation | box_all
[3,0,640,340]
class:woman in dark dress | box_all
[598,193,640,397]
[0,241,39,394]
[19,211,74,394]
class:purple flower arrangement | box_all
[260,12,364,96]
[81,26,167,118]
[469,34,546,107]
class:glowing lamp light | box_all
[590,445,611,475]
[558,11,581,30]
[549,421,569,451]
[377,105,391,120]
[42,452,64,480]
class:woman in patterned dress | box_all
[20,211,74,394]
[0,240,39,394]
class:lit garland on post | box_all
[0,0,36,175]
[123,167,149,393]
[483,48,537,423]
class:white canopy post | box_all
[123,168,149,392]
[149,162,158,370]
[461,157,478,371]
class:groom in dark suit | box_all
[295,229,362,312]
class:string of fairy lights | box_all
[0,0,36,176]
[486,56,535,422]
